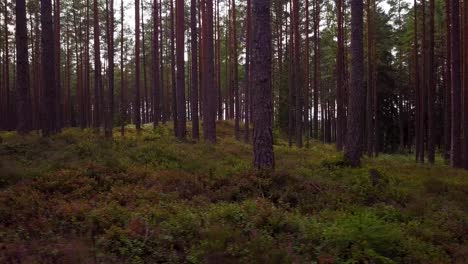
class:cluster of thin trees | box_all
[3,0,468,168]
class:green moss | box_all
[0,123,467,263]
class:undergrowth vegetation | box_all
[0,122,467,263]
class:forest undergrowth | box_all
[0,122,467,263]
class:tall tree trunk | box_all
[231,0,240,140]
[54,0,62,131]
[313,0,320,140]
[450,0,462,167]
[427,0,435,163]
[419,0,426,163]
[135,0,142,132]
[176,0,187,139]
[463,0,468,169]
[41,0,57,136]
[252,0,274,169]
[203,0,217,142]
[345,0,365,166]
[84,0,91,128]
[366,0,374,156]
[160,0,166,124]
[336,0,345,150]
[153,0,161,128]
[190,0,199,139]
[16,0,31,134]
[293,0,302,147]
[170,0,177,133]
[305,0,310,147]
[121,0,126,135]
[216,0,223,121]
[4,1,10,130]
[244,0,252,143]
[141,2,149,125]
[93,0,103,130]
[444,0,451,161]
[414,0,420,161]
[105,0,114,138]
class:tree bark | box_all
[450,0,462,167]
[344,0,365,166]
[443,0,451,162]
[135,0,142,132]
[244,0,252,143]
[153,0,161,128]
[176,0,187,139]
[190,0,199,139]
[203,0,217,142]
[427,0,435,163]
[293,0,302,147]
[121,0,126,135]
[105,0,114,138]
[93,0,103,131]
[16,0,31,134]
[336,0,345,150]
[463,0,468,169]
[252,0,274,169]
[41,0,57,136]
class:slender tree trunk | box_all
[252,0,274,169]
[16,0,31,134]
[141,3,148,124]
[203,0,217,142]
[427,0,435,163]
[463,0,468,168]
[293,0,302,147]
[105,0,114,138]
[54,0,62,131]
[344,0,365,166]
[288,13,294,147]
[41,0,57,136]
[444,0,451,161]
[160,0,166,124]
[121,0,126,135]
[175,0,187,139]
[313,0,320,140]
[3,2,10,131]
[305,0,310,147]
[190,0,199,139]
[244,0,252,143]
[231,0,240,140]
[170,0,177,133]
[135,0,142,132]
[451,0,462,167]
[153,0,161,128]
[366,0,374,157]
[93,0,103,131]
[414,0,420,161]
[336,0,345,150]
[84,0,91,128]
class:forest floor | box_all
[0,121,467,263]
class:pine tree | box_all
[345,0,365,166]
[190,0,199,139]
[450,0,461,167]
[175,0,186,139]
[252,0,274,169]
[16,0,31,134]
[41,0,57,136]
[135,0,142,132]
